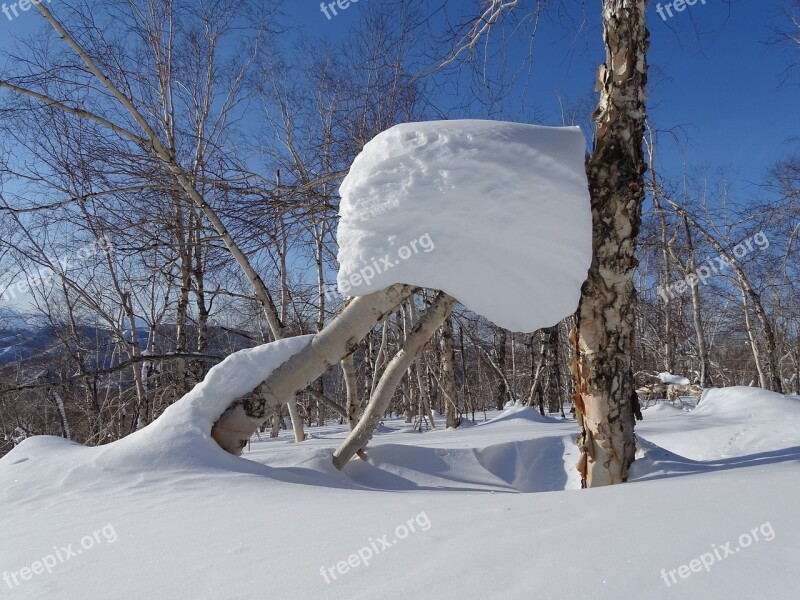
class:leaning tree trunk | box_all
[572,0,648,488]
[332,292,455,469]
[211,285,415,454]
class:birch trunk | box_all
[494,328,508,410]
[342,353,360,430]
[52,391,71,440]
[528,330,547,415]
[682,216,713,386]
[547,326,564,415]
[440,316,459,428]
[573,0,648,487]
[332,292,455,469]
[671,204,783,392]
[645,127,677,374]
[174,197,191,395]
[193,216,210,384]
[339,298,360,429]
[740,287,768,389]
[211,285,415,454]
[409,299,436,429]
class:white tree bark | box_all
[211,285,416,454]
[342,353,360,430]
[409,299,436,429]
[440,315,459,428]
[52,391,71,440]
[573,0,648,487]
[681,215,713,386]
[332,292,455,469]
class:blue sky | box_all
[0,1,796,312]
[287,0,799,190]
[2,0,797,192]
[645,0,799,186]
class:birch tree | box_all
[572,0,648,487]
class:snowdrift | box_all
[3,336,313,474]
[695,385,800,418]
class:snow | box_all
[143,335,313,440]
[637,386,800,461]
[336,120,592,332]
[2,336,313,480]
[2,386,798,599]
[659,372,691,385]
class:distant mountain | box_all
[0,307,148,367]
[0,327,57,365]
[0,307,251,368]
[0,307,35,331]
[0,309,50,364]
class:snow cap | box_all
[336,120,592,332]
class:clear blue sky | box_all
[644,0,799,186]
[285,0,799,190]
[2,0,798,191]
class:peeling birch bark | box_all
[573,0,649,487]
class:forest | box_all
[0,1,796,460]
[1,2,798,599]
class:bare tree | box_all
[572,0,648,487]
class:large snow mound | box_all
[636,386,800,462]
[3,335,314,474]
[336,120,592,332]
[481,404,560,425]
[695,386,799,418]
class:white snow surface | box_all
[336,120,592,332]
[2,385,798,599]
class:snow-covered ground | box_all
[1,386,798,599]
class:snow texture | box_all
[1,386,798,599]
[336,120,592,332]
